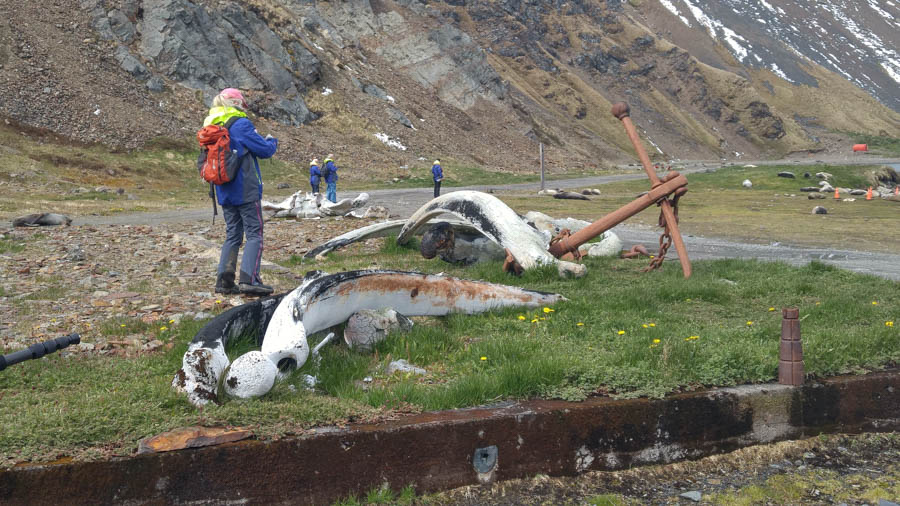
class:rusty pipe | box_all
[548,174,687,259]
[611,102,692,278]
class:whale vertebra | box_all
[397,191,556,271]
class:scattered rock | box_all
[850,189,867,196]
[777,171,795,179]
[679,491,702,502]
[386,359,426,376]
[276,182,290,189]
[807,192,825,199]
[344,308,413,351]
[816,172,833,180]
[742,179,752,188]
[812,206,827,215]
[799,187,819,192]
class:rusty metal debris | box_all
[545,102,691,278]
[779,307,804,386]
[137,426,253,454]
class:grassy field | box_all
[2,236,897,467]
[0,123,594,219]
[500,163,900,253]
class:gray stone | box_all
[777,171,795,178]
[387,107,413,128]
[807,192,825,199]
[146,77,166,93]
[878,500,899,506]
[363,83,389,100]
[812,206,827,215]
[276,182,290,189]
[850,189,867,196]
[135,0,316,125]
[679,491,702,502]
[343,308,413,351]
[108,9,135,42]
[386,359,426,376]
[799,187,819,192]
[114,46,150,80]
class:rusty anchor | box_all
[546,102,692,278]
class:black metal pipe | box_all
[0,334,80,371]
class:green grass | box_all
[1,228,898,467]
[0,237,25,254]
[500,163,899,253]
[846,131,900,156]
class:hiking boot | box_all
[215,272,239,295]
[238,282,274,296]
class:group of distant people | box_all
[307,155,339,202]
[307,158,442,199]
[201,87,446,297]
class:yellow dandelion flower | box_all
[517,315,526,321]
[543,307,554,313]
[576,322,584,327]
[746,321,753,326]
[652,339,660,344]
[480,356,487,361]
[642,324,648,329]
[815,302,821,306]
[649,323,656,327]
[768,307,775,312]
[617,330,626,335]
[531,318,538,323]
[886,321,894,327]
[872,301,878,305]
[540,317,546,321]
[686,298,692,302]
[120,324,126,327]
[169,319,175,324]
[160,326,167,331]
[215,300,222,304]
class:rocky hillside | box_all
[1,0,898,180]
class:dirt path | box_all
[64,158,900,281]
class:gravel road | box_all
[69,157,900,281]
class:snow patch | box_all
[659,0,692,27]
[374,133,407,150]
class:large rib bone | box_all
[397,191,556,271]
[304,218,480,259]
[222,270,566,400]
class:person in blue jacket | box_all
[203,88,278,296]
[309,158,321,194]
[323,154,339,202]
[432,159,443,198]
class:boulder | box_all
[742,179,752,188]
[777,171,795,178]
[344,309,413,352]
[807,192,825,199]
[812,206,827,215]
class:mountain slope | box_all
[0,0,897,184]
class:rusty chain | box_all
[642,190,682,272]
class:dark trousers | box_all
[218,200,264,285]
[311,182,320,194]
[433,180,441,198]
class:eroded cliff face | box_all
[1,0,898,170]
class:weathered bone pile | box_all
[173,269,566,405]
[261,191,375,219]
[305,191,623,273]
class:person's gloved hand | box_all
[265,134,274,141]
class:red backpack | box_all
[197,116,241,185]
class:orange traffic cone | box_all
[866,187,873,200]
[834,187,840,200]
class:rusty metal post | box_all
[540,143,545,191]
[778,308,804,386]
[611,102,692,278]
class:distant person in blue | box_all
[309,158,321,194]
[203,88,278,296]
[323,153,339,202]
[432,159,443,198]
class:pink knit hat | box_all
[219,88,248,109]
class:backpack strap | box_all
[223,116,241,129]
